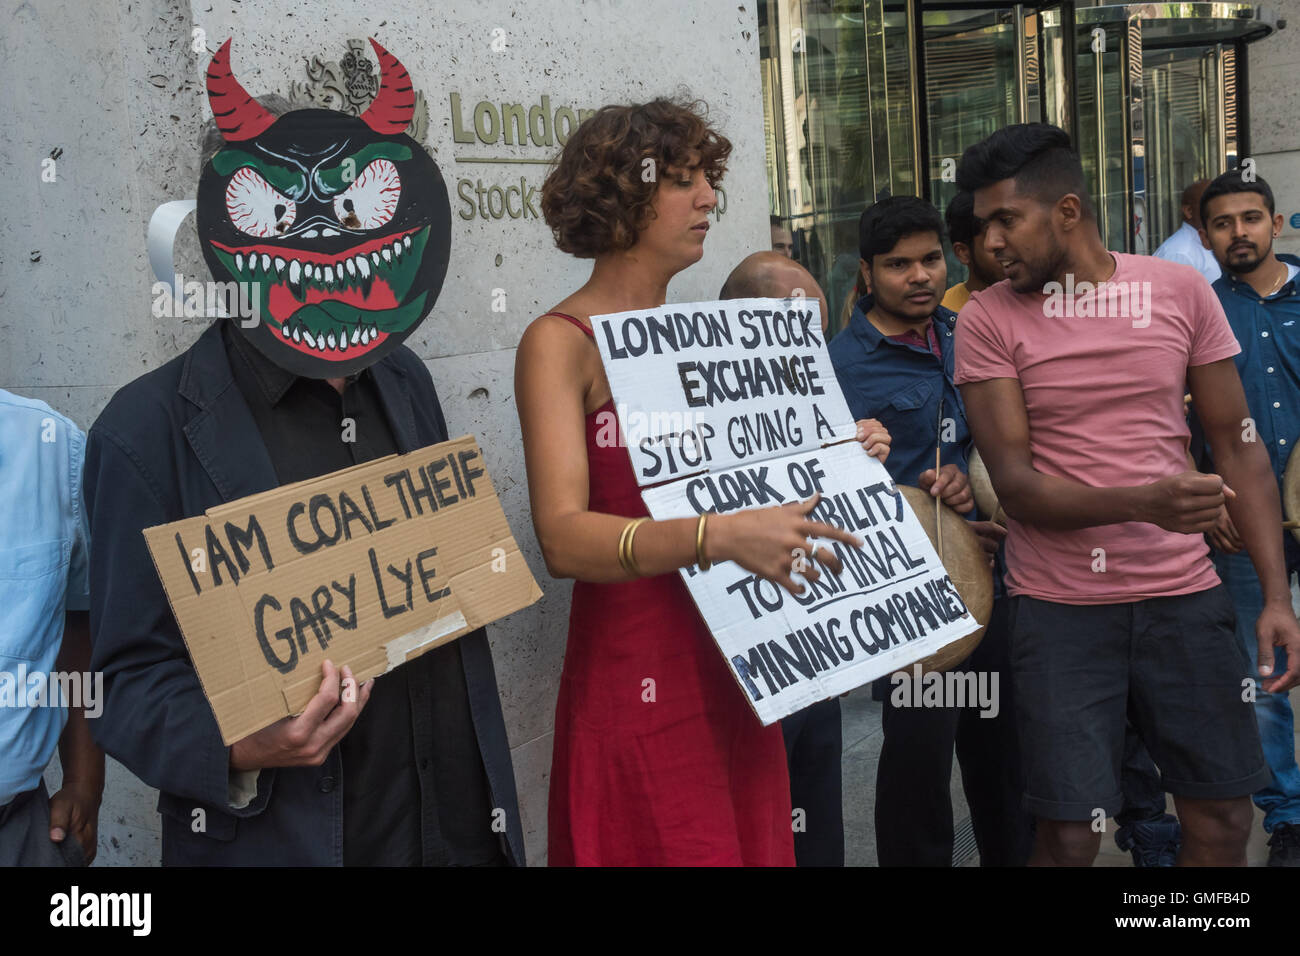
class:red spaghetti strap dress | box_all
[542,312,795,866]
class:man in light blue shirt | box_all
[1152,179,1222,284]
[0,389,104,865]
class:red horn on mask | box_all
[359,38,415,135]
[205,38,275,142]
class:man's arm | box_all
[1188,357,1300,691]
[82,425,274,812]
[47,610,104,862]
[959,377,1225,531]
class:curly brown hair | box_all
[541,97,732,258]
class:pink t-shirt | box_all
[953,252,1241,604]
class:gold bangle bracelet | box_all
[695,513,712,571]
[622,517,650,577]
[617,519,637,574]
[626,515,655,574]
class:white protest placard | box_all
[591,297,858,485]
[642,440,980,724]
[594,297,981,724]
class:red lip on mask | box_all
[211,227,421,358]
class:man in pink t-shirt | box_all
[953,123,1300,867]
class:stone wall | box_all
[2,0,769,865]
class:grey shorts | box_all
[1007,584,1271,821]
[0,780,88,867]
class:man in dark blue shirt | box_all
[828,196,1030,866]
[1199,170,1300,866]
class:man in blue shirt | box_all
[828,195,1031,866]
[1198,170,1300,866]
[0,390,104,865]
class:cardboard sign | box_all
[595,297,980,724]
[143,435,541,744]
[591,297,858,485]
[642,442,981,724]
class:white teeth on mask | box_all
[324,265,335,285]
[345,258,357,278]
[326,332,337,349]
[280,324,291,339]
[337,337,348,352]
[274,257,286,276]
[369,325,379,341]
[302,330,317,348]
[317,338,327,352]
[381,248,392,263]
[391,241,402,258]
[289,260,301,284]
[261,254,271,273]
[402,235,411,250]
[235,253,244,272]
[357,256,371,278]
[370,251,382,266]
[351,326,361,344]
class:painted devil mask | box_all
[197,39,450,377]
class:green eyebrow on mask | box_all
[211,150,308,198]
[316,143,414,194]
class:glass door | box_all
[1143,45,1234,250]
[921,7,1027,278]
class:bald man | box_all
[721,251,830,335]
[1152,179,1222,283]
[720,251,890,867]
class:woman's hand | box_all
[707,493,863,595]
[857,418,891,464]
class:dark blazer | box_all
[83,321,525,866]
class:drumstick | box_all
[1285,520,1300,530]
[935,443,943,559]
[934,397,945,560]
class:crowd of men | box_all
[3,120,1298,868]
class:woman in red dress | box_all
[514,98,861,865]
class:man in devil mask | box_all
[83,40,524,866]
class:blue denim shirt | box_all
[828,294,970,486]
[0,390,90,804]
[1210,253,1300,564]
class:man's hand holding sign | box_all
[229,659,372,771]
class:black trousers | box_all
[781,697,845,866]
[874,599,1034,866]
